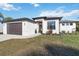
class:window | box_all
[47,21,55,30]
[70,23,73,25]
[66,23,69,25]
[62,23,65,26]
[35,29,37,33]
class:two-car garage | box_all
[7,22,22,35]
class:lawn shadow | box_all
[44,44,79,56]
[17,44,79,56]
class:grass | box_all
[0,32,79,55]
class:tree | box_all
[0,13,13,23]
[0,13,4,23]
[76,22,79,31]
[4,17,13,21]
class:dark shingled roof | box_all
[60,20,79,23]
[32,16,62,20]
[3,18,35,23]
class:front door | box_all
[38,22,42,33]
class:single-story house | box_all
[60,20,76,33]
[3,18,39,36]
[33,17,62,34]
[3,16,77,36]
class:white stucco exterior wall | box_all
[35,19,48,34]
[22,21,39,36]
[42,20,47,34]
[73,23,76,31]
[3,23,7,34]
[53,20,60,34]
[34,19,60,34]
[60,22,76,33]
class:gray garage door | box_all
[7,22,22,35]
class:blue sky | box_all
[0,3,79,20]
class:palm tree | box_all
[4,17,13,21]
[0,13,4,23]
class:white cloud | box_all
[0,3,21,11]
[39,7,79,18]
[31,3,40,7]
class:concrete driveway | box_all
[0,34,41,42]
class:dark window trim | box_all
[70,23,73,25]
[62,23,65,26]
[47,20,56,30]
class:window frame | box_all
[62,23,65,26]
[66,23,69,26]
[47,20,56,30]
[70,23,73,25]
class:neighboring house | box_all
[60,20,76,33]
[3,16,77,36]
[3,18,39,36]
[0,23,3,33]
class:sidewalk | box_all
[0,34,41,42]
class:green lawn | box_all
[0,33,79,56]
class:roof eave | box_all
[3,18,36,23]
[33,16,62,20]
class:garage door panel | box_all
[7,23,22,35]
